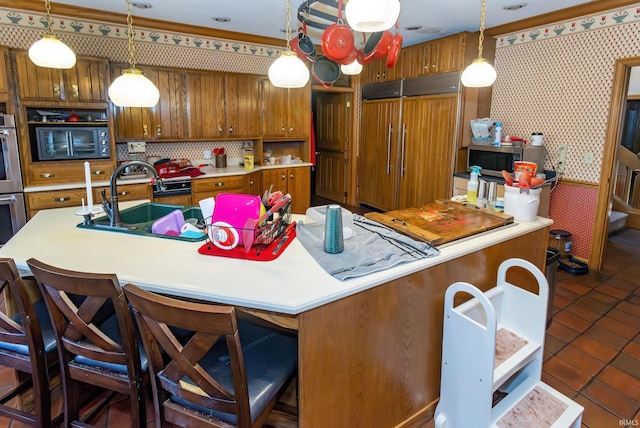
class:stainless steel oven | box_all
[0,114,27,247]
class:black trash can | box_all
[545,247,561,328]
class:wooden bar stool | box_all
[27,258,147,427]
[0,258,61,427]
[123,283,298,428]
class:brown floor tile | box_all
[587,290,621,305]
[584,325,629,350]
[575,295,615,314]
[545,334,568,355]
[575,394,626,428]
[554,310,594,332]
[611,353,640,380]
[571,335,619,363]
[594,283,631,300]
[597,366,640,402]
[622,341,640,360]
[541,371,579,399]
[558,280,593,297]
[603,277,639,293]
[556,284,582,301]
[615,265,640,287]
[543,356,591,391]
[608,308,640,330]
[582,379,639,420]
[547,319,582,343]
[557,345,607,377]
[564,303,603,323]
[554,294,573,310]
[595,316,640,340]
[628,294,640,305]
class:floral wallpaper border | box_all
[496,5,640,47]
[0,7,283,58]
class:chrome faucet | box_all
[101,160,167,228]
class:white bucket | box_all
[503,186,541,222]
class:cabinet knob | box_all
[53,84,60,96]
[289,173,294,179]
[156,125,162,136]
[72,84,79,97]
[93,170,105,175]
[281,127,286,133]
[143,125,148,136]
[55,197,70,203]
[218,126,223,134]
[40,173,56,179]
[289,128,294,133]
[281,174,286,180]
[228,126,233,134]
[119,191,130,196]
[249,180,254,185]
[215,182,224,187]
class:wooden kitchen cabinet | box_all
[261,166,310,214]
[26,160,114,186]
[360,56,402,84]
[191,175,246,205]
[400,33,466,79]
[185,71,261,140]
[401,43,432,79]
[261,79,310,140]
[245,171,263,197]
[12,51,109,105]
[0,47,12,103]
[112,64,185,141]
[94,182,151,203]
[25,188,88,218]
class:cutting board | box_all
[364,200,514,246]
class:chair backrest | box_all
[123,283,253,425]
[26,258,141,387]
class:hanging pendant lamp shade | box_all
[268,0,309,88]
[461,0,496,88]
[341,59,363,75]
[28,0,76,69]
[345,0,400,33]
[108,0,159,107]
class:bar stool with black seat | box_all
[0,258,61,427]
[26,258,147,427]
[122,283,298,428]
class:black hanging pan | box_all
[312,56,341,88]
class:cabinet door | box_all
[246,171,263,197]
[152,68,185,139]
[66,57,109,103]
[262,168,288,194]
[0,48,11,101]
[397,94,457,209]
[26,160,113,186]
[25,188,88,218]
[112,65,154,140]
[225,74,261,138]
[287,85,310,138]
[185,71,225,139]
[431,34,463,74]
[12,50,65,102]
[287,167,310,214]
[402,43,431,78]
[95,183,151,202]
[261,80,288,138]
[358,99,400,211]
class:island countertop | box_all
[0,200,553,315]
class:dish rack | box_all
[435,258,583,428]
[205,199,292,253]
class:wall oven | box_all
[30,124,110,161]
[0,114,26,247]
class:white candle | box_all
[84,161,93,212]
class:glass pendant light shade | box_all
[461,58,496,87]
[108,68,160,107]
[341,59,363,75]
[268,51,310,88]
[345,0,400,33]
[29,34,76,69]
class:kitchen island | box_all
[0,201,553,427]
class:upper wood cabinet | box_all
[12,51,109,106]
[185,71,260,140]
[112,64,185,141]
[261,79,310,140]
[0,47,12,103]
[361,56,402,84]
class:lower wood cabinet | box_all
[94,182,152,204]
[191,175,246,206]
[245,171,263,197]
[26,161,114,187]
[261,166,310,214]
[152,194,192,206]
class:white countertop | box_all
[23,162,313,193]
[0,200,552,315]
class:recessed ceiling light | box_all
[212,17,231,23]
[132,2,152,9]
[404,25,423,31]
[418,27,442,35]
[503,3,528,11]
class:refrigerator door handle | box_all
[386,123,392,175]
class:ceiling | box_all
[47,0,600,47]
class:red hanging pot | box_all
[321,0,354,62]
[363,30,394,62]
[386,23,403,68]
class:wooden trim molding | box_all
[0,0,286,47]
[557,178,599,189]
[485,0,640,36]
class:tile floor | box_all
[1,224,639,427]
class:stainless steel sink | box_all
[77,202,207,242]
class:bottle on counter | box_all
[467,165,481,205]
[493,122,502,146]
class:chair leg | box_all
[129,381,146,428]
[63,378,82,426]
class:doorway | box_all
[311,91,352,204]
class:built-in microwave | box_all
[467,143,545,178]
[32,125,110,161]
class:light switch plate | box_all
[557,145,567,173]
[127,141,146,153]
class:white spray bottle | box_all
[467,166,482,205]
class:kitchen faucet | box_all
[101,160,167,228]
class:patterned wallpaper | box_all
[491,3,640,261]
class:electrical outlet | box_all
[557,145,567,173]
[584,152,594,164]
[127,141,146,153]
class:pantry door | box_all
[314,92,350,203]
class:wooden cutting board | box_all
[364,200,514,246]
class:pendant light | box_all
[28,0,76,69]
[341,59,363,75]
[268,0,310,88]
[108,0,159,107]
[345,0,400,33]
[461,0,496,88]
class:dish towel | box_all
[296,214,439,281]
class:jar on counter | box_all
[243,142,254,170]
